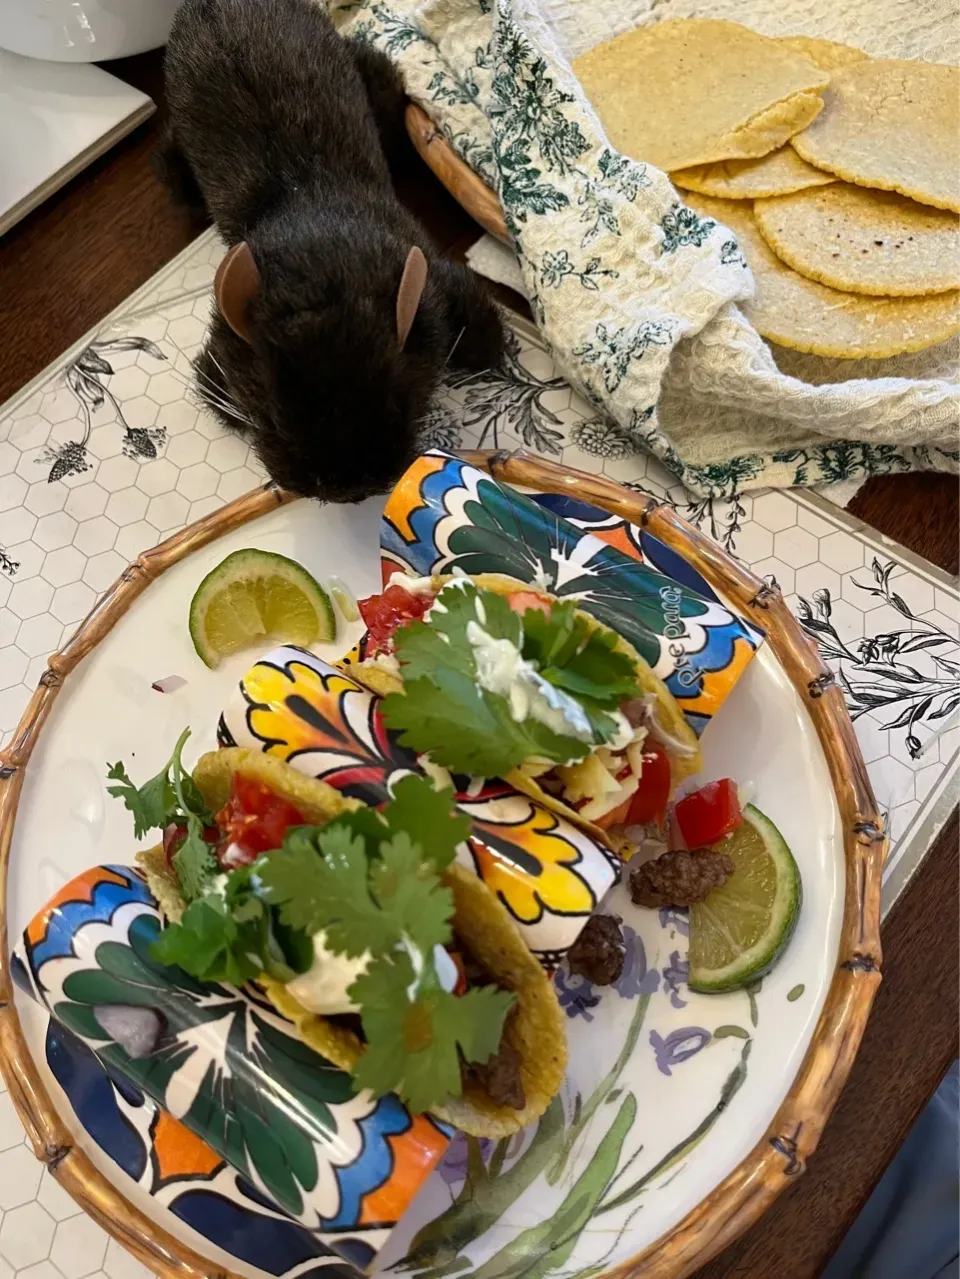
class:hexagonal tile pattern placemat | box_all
[0,229,956,1277]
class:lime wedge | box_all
[189,548,336,668]
[688,804,802,994]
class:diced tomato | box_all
[163,821,219,866]
[507,591,551,618]
[450,952,467,996]
[358,584,433,654]
[675,778,742,850]
[625,744,672,829]
[214,774,307,868]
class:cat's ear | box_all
[396,246,428,349]
[215,242,260,343]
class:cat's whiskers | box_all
[206,349,230,382]
[198,392,255,428]
[189,357,254,427]
[444,367,489,393]
[161,364,255,428]
[443,326,466,369]
[154,334,253,425]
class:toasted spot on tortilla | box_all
[754,182,960,296]
[685,192,960,357]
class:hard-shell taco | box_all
[109,738,566,1139]
[352,571,701,856]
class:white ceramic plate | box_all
[8,493,843,1279]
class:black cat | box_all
[157,0,504,502]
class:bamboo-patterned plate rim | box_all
[0,450,885,1279]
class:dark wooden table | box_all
[1,49,956,1279]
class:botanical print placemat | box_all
[0,229,956,918]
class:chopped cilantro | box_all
[146,774,514,1113]
[107,728,218,901]
[381,584,639,777]
[105,759,174,841]
[350,956,513,1113]
[321,773,470,872]
[171,826,218,902]
[150,884,299,987]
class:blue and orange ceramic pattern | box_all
[219,646,620,965]
[15,865,450,1272]
[379,453,763,735]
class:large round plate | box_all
[0,461,883,1279]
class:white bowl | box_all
[0,0,181,62]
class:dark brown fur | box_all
[158,0,504,502]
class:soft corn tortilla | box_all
[776,36,868,74]
[792,59,960,212]
[685,192,960,358]
[753,183,960,296]
[672,147,835,200]
[573,19,828,173]
[138,748,566,1138]
[354,572,701,850]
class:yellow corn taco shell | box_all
[137,747,566,1138]
[354,572,701,847]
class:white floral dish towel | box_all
[331,0,959,497]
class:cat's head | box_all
[197,232,448,503]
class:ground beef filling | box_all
[328,944,527,1112]
[630,849,735,908]
[567,914,625,985]
[465,1011,526,1110]
[456,937,526,1111]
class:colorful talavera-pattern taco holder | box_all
[0,450,885,1279]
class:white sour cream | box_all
[285,932,370,1015]
[285,935,458,1015]
[206,873,230,901]
[466,619,595,742]
[370,651,401,676]
[387,572,437,597]
[402,940,459,1001]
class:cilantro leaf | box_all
[106,760,174,840]
[384,584,638,776]
[172,817,218,901]
[149,893,296,986]
[379,775,470,869]
[322,806,394,856]
[321,776,470,872]
[371,833,454,953]
[106,727,213,841]
[258,825,382,957]
[522,604,638,707]
[260,819,457,960]
[520,600,578,666]
[350,954,514,1112]
[383,668,589,776]
[394,583,520,684]
[150,899,243,981]
[168,728,214,823]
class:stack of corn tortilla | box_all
[574,21,960,359]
